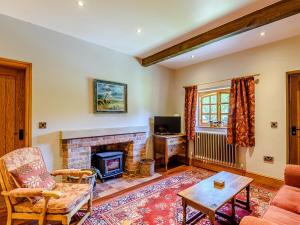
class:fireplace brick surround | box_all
[61,130,147,174]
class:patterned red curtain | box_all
[184,86,198,141]
[227,76,255,147]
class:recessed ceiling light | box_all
[77,0,85,7]
[191,55,195,58]
[136,28,142,34]
[260,31,266,37]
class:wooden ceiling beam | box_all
[141,0,300,67]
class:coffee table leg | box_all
[182,199,187,225]
[246,185,251,210]
[231,197,236,224]
[165,158,168,171]
[208,211,215,225]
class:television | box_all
[154,116,181,134]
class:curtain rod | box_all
[183,74,260,88]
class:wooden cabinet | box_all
[153,134,188,170]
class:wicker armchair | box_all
[0,147,93,225]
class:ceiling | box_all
[162,14,300,69]
[1,0,299,69]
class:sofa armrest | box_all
[240,216,278,225]
[2,188,62,199]
[284,164,300,188]
[51,169,92,177]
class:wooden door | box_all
[0,65,26,157]
[288,73,300,164]
[0,58,31,225]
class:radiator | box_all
[194,132,238,167]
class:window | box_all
[198,89,230,127]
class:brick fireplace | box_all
[60,127,148,174]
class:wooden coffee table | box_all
[178,171,253,224]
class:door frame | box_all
[0,57,32,147]
[286,70,300,163]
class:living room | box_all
[0,1,299,225]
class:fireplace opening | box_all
[92,151,123,182]
[91,142,132,182]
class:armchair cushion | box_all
[0,147,45,204]
[271,185,300,214]
[284,164,300,188]
[14,183,91,214]
[10,159,56,190]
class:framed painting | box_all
[93,79,127,113]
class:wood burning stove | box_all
[92,151,123,181]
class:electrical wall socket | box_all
[263,156,274,163]
[38,122,47,129]
[271,122,278,128]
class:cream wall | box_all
[1,12,299,180]
[0,14,174,171]
[172,35,300,179]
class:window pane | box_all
[211,95,217,104]
[202,96,210,104]
[202,115,209,123]
[221,114,228,124]
[221,93,230,103]
[221,104,229,113]
[210,114,217,122]
[202,105,210,113]
[211,105,217,113]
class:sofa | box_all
[240,164,300,225]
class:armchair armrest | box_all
[2,188,44,198]
[42,190,62,199]
[240,216,278,225]
[51,169,92,177]
[51,169,93,183]
[284,164,300,188]
[2,188,62,199]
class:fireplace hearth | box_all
[92,151,123,182]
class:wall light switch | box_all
[39,122,47,129]
[271,122,278,128]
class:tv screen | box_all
[154,116,181,134]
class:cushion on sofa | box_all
[240,216,278,225]
[10,159,56,190]
[263,206,300,225]
[271,185,300,214]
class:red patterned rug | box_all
[79,168,275,225]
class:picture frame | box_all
[93,79,127,113]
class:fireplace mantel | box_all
[60,126,148,174]
[60,126,149,140]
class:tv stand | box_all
[153,133,188,171]
[155,132,181,136]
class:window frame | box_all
[198,89,230,128]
